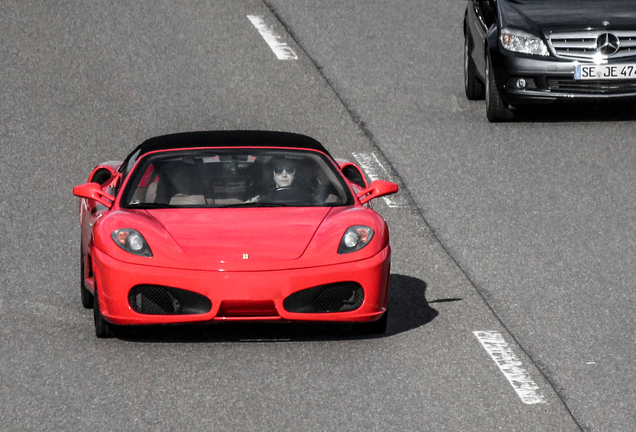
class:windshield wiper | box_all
[215,202,294,208]
[127,202,309,209]
[126,203,171,209]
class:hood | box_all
[499,0,636,34]
[146,207,331,263]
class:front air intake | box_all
[129,285,212,315]
[283,282,364,313]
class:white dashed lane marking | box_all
[474,331,547,405]
[353,152,403,208]
[247,15,298,60]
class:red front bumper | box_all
[92,246,391,326]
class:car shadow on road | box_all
[115,274,438,343]
[513,100,636,123]
[385,274,438,336]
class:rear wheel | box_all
[485,54,514,122]
[464,32,484,100]
[94,290,114,338]
[80,253,93,309]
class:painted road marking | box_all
[474,331,547,404]
[352,152,401,208]
[247,15,298,60]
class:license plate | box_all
[574,63,636,80]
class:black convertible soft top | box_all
[135,131,331,157]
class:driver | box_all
[272,159,296,190]
[246,158,318,204]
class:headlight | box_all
[111,229,152,257]
[338,225,374,254]
[501,28,549,56]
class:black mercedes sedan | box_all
[464,0,636,122]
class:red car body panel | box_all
[75,131,398,332]
[144,208,326,262]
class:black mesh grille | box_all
[129,285,211,315]
[547,78,636,94]
[283,282,364,313]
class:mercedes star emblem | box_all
[597,33,620,56]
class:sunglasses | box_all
[273,166,296,175]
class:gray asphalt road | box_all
[0,1,624,431]
[265,1,636,431]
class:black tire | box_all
[80,253,94,309]
[353,310,388,335]
[464,32,484,100]
[485,54,514,122]
[94,291,114,338]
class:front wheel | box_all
[485,54,513,122]
[80,253,93,309]
[464,32,484,100]
[94,291,114,338]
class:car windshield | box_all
[121,148,353,208]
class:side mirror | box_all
[357,180,399,205]
[73,182,115,209]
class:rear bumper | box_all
[92,246,391,326]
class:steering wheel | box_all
[261,187,321,205]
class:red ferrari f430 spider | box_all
[73,131,398,337]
